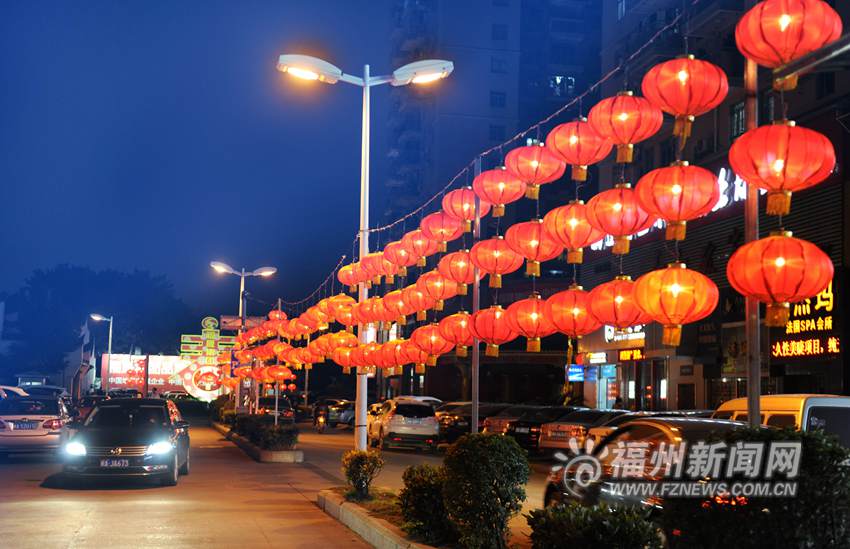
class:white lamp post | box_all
[277,54,453,451]
[89,313,113,392]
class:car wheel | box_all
[161,454,179,486]
[179,450,190,476]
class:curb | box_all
[212,421,304,463]
[317,489,434,549]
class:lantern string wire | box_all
[279,253,348,307]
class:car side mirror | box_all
[174,420,190,430]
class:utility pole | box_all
[470,157,482,433]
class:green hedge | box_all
[399,464,457,544]
[342,450,384,500]
[527,503,662,549]
[232,414,298,450]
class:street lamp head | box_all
[277,54,343,84]
[90,313,108,322]
[210,261,236,275]
[253,266,277,277]
[391,59,454,87]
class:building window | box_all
[490,91,507,108]
[491,23,508,41]
[549,75,576,97]
[816,72,835,99]
[730,101,746,140]
[617,0,627,20]
[489,124,506,141]
[490,56,508,73]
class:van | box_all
[712,394,850,446]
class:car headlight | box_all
[65,441,87,456]
[146,441,174,455]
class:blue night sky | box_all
[0,1,396,314]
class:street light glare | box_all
[286,67,320,81]
[411,72,445,85]
[210,261,234,274]
[254,267,277,277]
[277,54,343,84]
[392,59,453,86]
[90,313,107,322]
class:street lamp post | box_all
[211,261,277,412]
[89,314,113,392]
[277,54,453,451]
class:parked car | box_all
[162,391,191,400]
[368,397,439,451]
[0,397,72,456]
[505,406,585,453]
[586,410,713,446]
[75,395,110,419]
[713,394,850,446]
[0,386,29,399]
[62,398,190,486]
[439,403,511,444]
[539,409,629,453]
[19,385,68,399]
[543,417,747,509]
[107,389,142,399]
[483,404,546,434]
[435,401,469,420]
[256,396,295,423]
[338,401,355,427]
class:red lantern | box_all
[381,339,406,369]
[736,0,842,89]
[337,263,363,293]
[287,383,297,392]
[438,250,482,296]
[472,167,527,217]
[401,339,430,374]
[634,263,719,346]
[382,289,408,324]
[729,121,835,216]
[504,219,563,277]
[588,275,652,329]
[372,297,398,326]
[361,252,397,285]
[506,294,557,352]
[383,240,418,277]
[470,236,524,288]
[726,231,833,327]
[545,284,602,338]
[641,56,729,138]
[401,284,435,321]
[335,305,357,333]
[588,91,663,163]
[411,324,454,366]
[420,212,465,252]
[268,310,288,321]
[442,187,492,232]
[402,229,441,267]
[438,312,474,357]
[332,346,354,374]
[416,270,458,311]
[586,183,657,255]
[328,293,356,319]
[542,200,604,264]
[545,118,613,181]
[635,162,719,240]
[331,330,359,350]
[504,140,566,199]
[469,305,518,357]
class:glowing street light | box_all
[89,313,114,391]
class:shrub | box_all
[342,450,384,500]
[209,395,231,421]
[248,424,299,450]
[527,503,662,549]
[662,427,850,548]
[399,464,457,544]
[442,433,530,549]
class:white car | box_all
[367,397,439,451]
[0,397,71,456]
[0,386,29,399]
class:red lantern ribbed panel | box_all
[411,324,454,366]
[381,339,407,371]
[402,229,441,266]
[383,240,419,277]
[542,200,604,264]
[335,305,356,331]
[506,294,557,352]
[383,289,408,323]
[545,285,601,338]
[438,312,474,357]
[588,275,652,329]
[729,121,835,216]
[361,252,391,285]
[504,219,563,276]
[588,92,663,163]
[726,232,833,327]
[469,306,518,357]
[401,340,430,373]
[504,141,566,199]
[268,310,288,321]
[442,187,492,232]
[328,293,356,318]
[586,184,657,255]
[332,347,353,370]
[420,211,465,252]
[545,118,613,181]
[634,264,719,346]
[373,297,397,325]
[736,0,842,90]
[416,270,458,311]
[401,284,435,321]
[641,56,728,138]
[470,236,524,288]
[472,167,527,217]
[635,163,719,240]
[337,264,358,292]
[438,250,482,296]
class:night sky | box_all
[0,1,396,315]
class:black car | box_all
[505,406,585,453]
[257,396,295,423]
[62,398,190,486]
[439,403,511,444]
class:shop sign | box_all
[618,348,644,361]
[771,281,840,359]
[586,352,608,364]
[180,317,237,366]
[604,324,645,344]
[567,365,585,382]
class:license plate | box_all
[515,427,529,434]
[552,431,568,438]
[405,418,421,424]
[12,421,37,430]
[100,459,130,468]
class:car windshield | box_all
[85,405,169,428]
[0,398,58,415]
[521,407,570,423]
[395,404,435,418]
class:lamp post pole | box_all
[354,64,371,451]
[238,269,246,411]
[90,314,114,392]
[470,157,482,434]
[106,317,113,393]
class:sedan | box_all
[0,397,71,456]
[505,406,585,454]
[62,398,190,486]
[539,409,628,453]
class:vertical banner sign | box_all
[180,317,237,365]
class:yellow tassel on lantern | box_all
[612,236,631,255]
[458,283,468,296]
[673,115,694,139]
[773,74,798,92]
[417,256,427,267]
[525,184,540,200]
[766,190,792,216]
[766,302,790,327]
[435,300,444,311]
[490,274,502,288]
[415,363,425,374]
[662,325,682,347]
[666,221,687,241]
[526,260,541,277]
[397,315,407,325]
[485,343,499,357]
[567,248,584,264]
[493,204,505,217]
[398,266,407,277]
[386,274,395,284]
[342,367,351,375]
[463,220,472,233]
[456,345,468,358]
[438,242,447,253]
[349,284,356,293]
[426,355,437,366]
[416,310,427,321]
[571,165,588,182]
[616,143,634,163]
[346,325,353,333]
[527,337,541,352]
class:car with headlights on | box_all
[62,398,190,486]
[0,397,71,456]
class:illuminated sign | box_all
[604,324,645,343]
[101,354,226,401]
[180,317,237,366]
[771,281,840,359]
[586,352,608,364]
[567,365,585,382]
[618,348,644,361]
